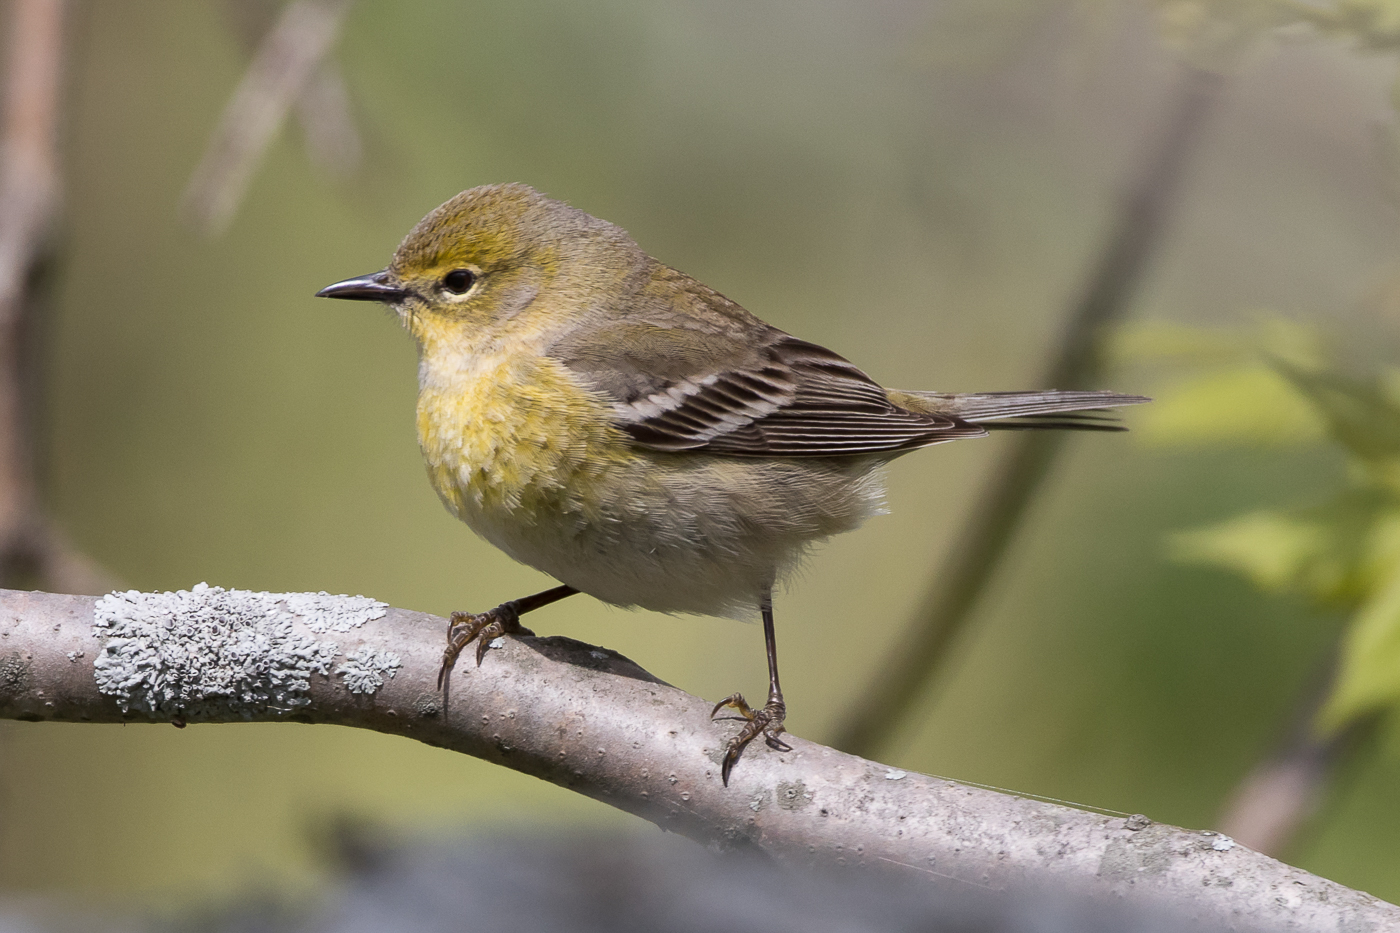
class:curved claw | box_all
[437,614,469,689]
[433,585,574,696]
[474,633,492,667]
[711,692,753,721]
[437,605,523,690]
[721,745,742,786]
[713,694,788,786]
[436,613,463,690]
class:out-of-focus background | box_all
[2,0,1399,918]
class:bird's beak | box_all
[315,270,409,303]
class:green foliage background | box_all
[1128,319,1400,733]
[2,0,1400,910]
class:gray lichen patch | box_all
[283,592,388,634]
[337,646,402,694]
[92,584,389,718]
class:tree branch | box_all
[0,585,1393,930]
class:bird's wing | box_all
[549,322,985,457]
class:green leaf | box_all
[1172,510,1334,595]
[1171,490,1400,606]
[1133,364,1327,447]
[1320,562,1400,732]
[1272,361,1400,465]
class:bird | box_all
[316,183,1147,784]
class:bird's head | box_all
[316,183,640,347]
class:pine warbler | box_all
[317,183,1146,783]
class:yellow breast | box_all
[407,320,885,617]
[414,337,627,531]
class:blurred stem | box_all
[0,0,117,595]
[183,0,354,235]
[0,0,64,535]
[218,0,362,180]
[832,66,1226,757]
[1215,636,1375,858]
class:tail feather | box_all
[893,389,1150,431]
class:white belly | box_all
[453,453,887,619]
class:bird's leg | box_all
[437,584,579,689]
[711,587,791,785]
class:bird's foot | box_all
[711,693,790,785]
[436,602,534,689]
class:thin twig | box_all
[294,61,361,179]
[183,0,354,235]
[832,67,1226,757]
[0,585,1394,929]
[218,0,362,180]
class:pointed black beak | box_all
[315,270,409,302]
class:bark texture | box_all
[0,586,1394,931]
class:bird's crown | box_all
[391,183,627,280]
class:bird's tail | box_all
[891,389,1150,432]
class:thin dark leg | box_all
[437,584,579,689]
[508,584,580,617]
[761,590,783,707]
[711,585,791,785]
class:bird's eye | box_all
[442,270,476,295]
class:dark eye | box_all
[442,269,476,294]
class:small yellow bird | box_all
[317,183,1146,783]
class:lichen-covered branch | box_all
[0,585,1393,931]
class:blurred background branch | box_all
[0,0,114,596]
[220,0,363,180]
[183,0,357,235]
[1214,641,1373,857]
[1122,315,1400,856]
[833,64,1225,756]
